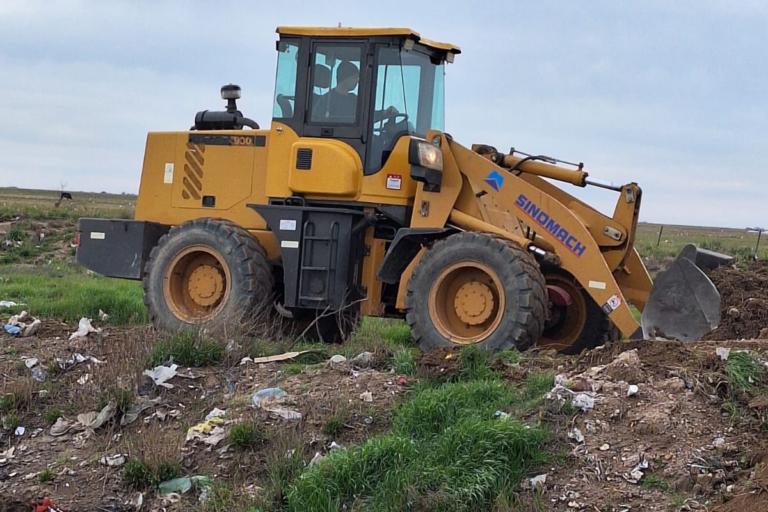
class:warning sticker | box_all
[163,163,174,184]
[279,219,297,231]
[601,294,622,314]
[386,174,402,190]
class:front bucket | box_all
[641,244,732,341]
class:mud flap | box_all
[641,244,731,341]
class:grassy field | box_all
[635,222,767,261]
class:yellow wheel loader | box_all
[75,26,728,352]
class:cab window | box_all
[310,45,363,125]
[273,41,300,119]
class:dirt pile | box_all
[705,262,768,340]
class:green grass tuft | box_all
[286,377,549,512]
[229,423,263,448]
[37,469,53,483]
[2,413,20,430]
[148,331,224,367]
[392,347,417,375]
[322,415,345,437]
[44,408,62,425]
[726,351,761,392]
[123,458,182,489]
[641,475,670,491]
[456,345,496,382]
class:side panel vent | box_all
[296,148,313,170]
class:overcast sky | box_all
[1,1,765,228]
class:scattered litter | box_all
[359,391,373,402]
[14,426,25,436]
[713,437,726,448]
[225,340,240,353]
[205,408,227,421]
[252,388,302,420]
[252,388,287,404]
[351,351,374,367]
[309,452,324,466]
[329,354,347,366]
[99,454,126,467]
[329,441,342,450]
[398,377,406,385]
[24,357,39,368]
[186,417,226,445]
[144,364,179,388]
[0,446,15,465]
[121,397,162,426]
[23,319,41,337]
[57,353,104,371]
[29,497,66,512]
[50,417,73,437]
[0,300,23,307]
[77,402,117,435]
[68,317,101,340]
[3,325,21,335]
[494,410,511,420]
[716,347,731,361]
[98,309,109,321]
[241,350,320,365]
[158,475,213,495]
[572,393,596,411]
[625,459,649,484]
[77,374,90,385]
[599,443,610,451]
[568,428,585,443]
[130,492,144,510]
[627,385,639,397]
[530,473,547,491]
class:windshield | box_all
[367,46,445,174]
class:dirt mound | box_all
[416,346,460,379]
[705,262,768,340]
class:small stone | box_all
[599,443,610,451]
[713,437,726,448]
[727,307,740,318]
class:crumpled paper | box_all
[69,317,101,340]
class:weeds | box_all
[123,458,182,489]
[37,469,53,483]
[641,475,670,491]
[44,408,62,425]
[456,345,496,381]
[2,413,20,430]
[322,415,346,437]
[229,423,263,448]
[148,331,224,367]
[726,351,761,392]
[392,347,417,375]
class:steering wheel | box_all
[377,112,410,148]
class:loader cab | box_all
[271,27,459,178]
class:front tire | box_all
[143,219,273,333]
[405,232,547,352]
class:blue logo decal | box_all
[514,193,587,258]
[485,170,505,191]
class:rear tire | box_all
[539,271,619,355]
[143,219,273,333]
[405,232,547,352]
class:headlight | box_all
[416,142,443,171]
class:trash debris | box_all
[121,396,162,426]
[130,492,144,510]
[205,408,227,421]
[225,339,240,353]
[69,317,102,340]
[0,300,23,307]
[329,441,342,450]
[77,374,90,385]
[252,388,302,420]
[494,410,511,420]
[144,364,179,388]
[24,357,39,368]
[329,354,347,365]
[716,347,731,361]
[359,391,373,402]
[3,325,21,335]
[599,443,610,451]
[99,454,126,467]
[29,497,67,512]
[309,452,324,466]
[57,352,104,371]
[530,473,547,491]
[98,309,109,321]
[713,437,726,448]
[0,446,15,465]
[186,417,226,446]
[23,319,41,337]
[14,426,25,436]
[50,417,73,437]
[568,428,585,443]
[627,384,639,397]
[158,475,213,495]
[252,388,287,404]
[351,351,374,367]
[240,350,321,365]
[398,377,407,385]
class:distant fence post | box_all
[656,225,664,247]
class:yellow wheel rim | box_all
[539,274,587,351]
[163,246,231,323]
[428,261,505,344]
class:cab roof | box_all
[276,26,461,55]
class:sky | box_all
[0,0,765,228]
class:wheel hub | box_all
[454,281,495,325]
[187,264,224,307]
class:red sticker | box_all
[386,174,402,190]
